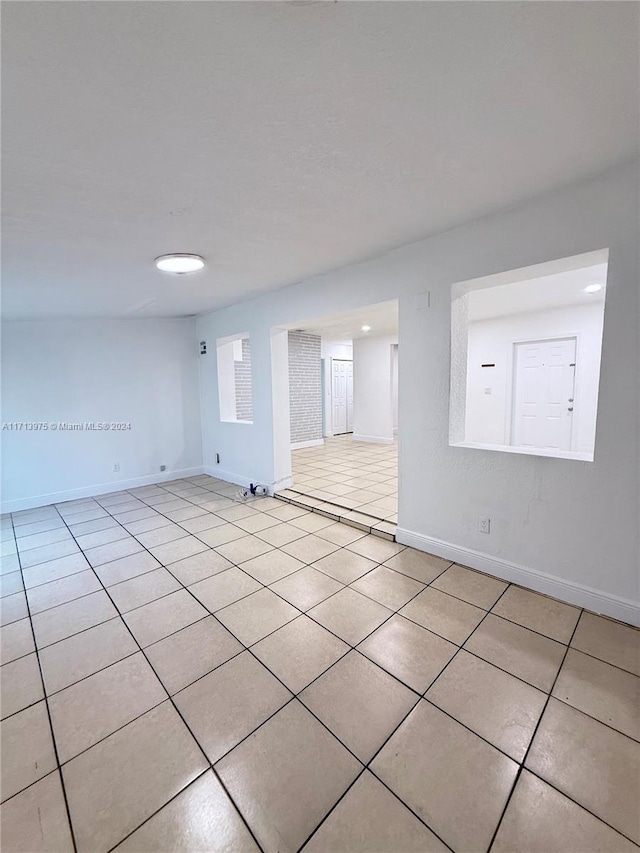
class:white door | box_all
[512,337,576,451]
[332,360,353,435]
[346,361,354,432]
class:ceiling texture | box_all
[282,299,399,341]
[468,265,608,322]
[2,1,638,320]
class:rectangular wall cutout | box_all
[217,333,253,423]
[450,249,608,461]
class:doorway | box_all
[331,359,353,435]
[271,299,399,537]
[511,336,577,451]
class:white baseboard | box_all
[203,466,253,490]
[203,467,289,496]
[352,434,395,445]
[291,439,324,450]
[396,527,640,628]
[1,467,205,514]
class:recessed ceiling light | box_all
[361,325,371,332]
[155,254,204,274]
[584,283,603,294]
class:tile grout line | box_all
[7,479,638,851]
[11,611,213,701]
[344,585,573,853]
[11,490,637,688]
[0,641,245,809]
[95,484,415,659]
[294,573,484,853]
[7,512,80,853]
[12,508,637,742]
[23,484,384,657]
[355,587,636,853]
[99,475,394,562]
[485,614,584,853]
[112,492,395,851]
[10,551,636,845]
[88,492,455,850]
[102,766,213,853]
[198,572,462,851]
[53,504,269,853]
[294,663,457,852]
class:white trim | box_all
[203,466,253,490]
[395,527,639,627]
[451,248,609,299]
[203,466,290,496]
[450,441,592,462]
[352,434,395,445]
[291,438,324,450]
[1,467,205,514]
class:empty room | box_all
[1,3,639,853]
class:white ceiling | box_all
[468,264,608,322]
[2,2,638,320]
[282,299,398,341]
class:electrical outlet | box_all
[478,517,491,534]
[160,465,166,472]
[113,463,120,473]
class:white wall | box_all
[353,335,398,443]
[1,318,203,510]
[271,330,292,491]
[465,303,604,453]
[391,344,399,434]
[216,338,238,422]
[196,161,639,624]
[321,340,353,436]
[321,341,353,361]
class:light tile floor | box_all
[285,435,398,538]
[1,475,639,853]
[292,435,398,518]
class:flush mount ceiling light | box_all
[155,254,205,274]
[361,325,371,332]
[584,283,603,294]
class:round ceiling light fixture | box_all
[584,283,603,294]
[155,254,205,274]
[361,325,371,332]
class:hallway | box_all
[290,436,397,534]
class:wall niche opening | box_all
[450,249,608,461]
[217,333,253,424]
